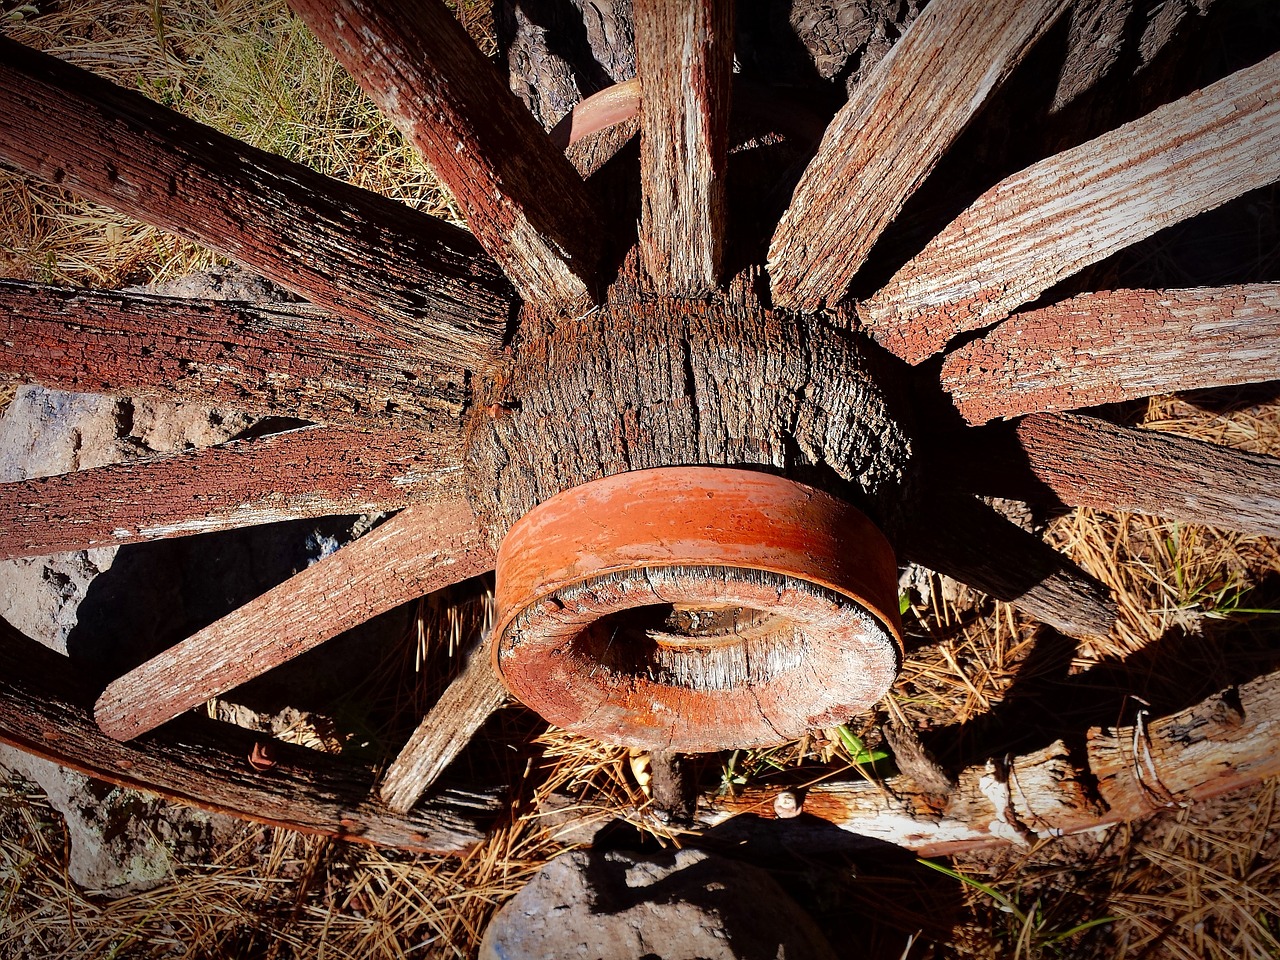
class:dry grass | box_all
[2,2,1280,958]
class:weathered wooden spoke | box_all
[635,0,733,295]
[0,425,462,559]
[952,414,1280,537]
[939,285,1280,424]
[0,37,511,370]
[862,51,1280,363]
[0,280,469,429]
[288,0,602,307]
[767,0,1068,310]
[95,501,494,741]
[0,621,499,854]
[894,492,1117,638]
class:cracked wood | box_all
[289,0,601,307]
[0,37,510,370]
[862,51,1280,363]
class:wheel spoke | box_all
[381,635,508,813]
[959,414,1280,537]
[94,502,494,741]
[0,620,498,853]
[0,280,469,430]
[0,37,511,370]
[0,424,463,559]
[939,284,1280,424]
[288,0,602,307]
[768,0,1068,310]
[862,52,1280,363]
[635,0,733,294]
[895,492,1116,638]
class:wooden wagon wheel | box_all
[1,0,1279,855]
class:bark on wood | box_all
[767,0,1069,310]
[0,38,511,371]
[289,0,602,308]
[380,635,508,812]
[893,491,1116,638]
[466,295,915,542]
[1005,413,1280,536]
[95,501,495,741]
[939,285,1280,424]
[0,424,465,559]
[861,51,1280,363]
[636,0,733,295]
[0,621,499,854]
[0,280,469,430]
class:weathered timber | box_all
[289,0,602,307]
[893,492,1116,638]
[767,0,1068,310]
[95,501,495,741]
[0,37,510,370]
[861,52,1280,363]
[0,424,464,559]
[688,668,1280,854]
[0,280,469,429]
[381,635,509,812]
[939,285,1280,423]
[636,0,733,294]
[0,621,499,854]
[1089,671,1280,820]
[466,297,914,542]
[998,414,1280,536]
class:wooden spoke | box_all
[95,502,495,741]
[895,492,1116,638]
[939,285,1280,424]
[0,38,511,370]
[288,0,602,307]
[998,414,1280,537]
[635,0,733,294]
[0,620,499,854]
[381,635,508,812]
[768,0,1068,310]
[0,280,469,430]
[0,425,463,559]
[862,51,1280,363]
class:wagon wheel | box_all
[1,0,1279,854]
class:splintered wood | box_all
[288,0,601,307]
[94,501,495,741]
[940,284,1280,423]
[0,425,464,558]
[636,0,733,294]
[863,52,1280,362]
[0,37,512,370]
[768,0,1068,309]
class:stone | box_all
[479,847,838,960]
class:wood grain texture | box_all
[893,491,1116,638]
[0,621,499,854]
[768,0,1068,310]
[1015,414,1280,537]
[636,0,733,294]
[687,667,1280,855]
[0,280,470,430]
[0,37,510,370]
[95,501,495,741]
[0,425,465,559]
[380,635,508,812]
[289,0,601,307]
[939,285,1280,423]
[862,51,1280,363]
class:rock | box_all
[479,847,838,960]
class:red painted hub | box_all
[492,467,903,751]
